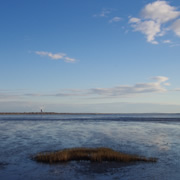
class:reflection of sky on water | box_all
[0,116,180,179]
[151,133,170,151]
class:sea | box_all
[0,114,180,180]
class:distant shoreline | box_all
[0,112,180,115]
[0,112,101,115]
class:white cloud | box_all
[171,19,180,36]
[129,1,180,44]
[109,16,122,23]
[141,1,180,23]
[130,19,160,44]
[35,51,76,62]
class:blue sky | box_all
[1,0,180,113]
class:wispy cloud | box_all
[35,51,76,62]
[93,8,112,17]
[163,40,172,44]
[172,88,180,91]
[89,76,169,97]
[109,16,122,23]
[129,1,180,44]
[64,57,76,63]
[0,93,21,100]
[151,76,169,83]
[1,76,172,101]
[171,19,180,36]
[21,76,170,98]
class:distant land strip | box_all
[0,112,180,115]
[0,112,106,115]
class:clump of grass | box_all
[34,147,157,163]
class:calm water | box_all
[0,114,180,180]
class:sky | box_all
[1,0,180,113]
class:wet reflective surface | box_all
[0,114,180,179]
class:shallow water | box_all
[0,114,180,180]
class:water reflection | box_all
[151,134,170,151]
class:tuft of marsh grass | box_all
[34,147,157,164]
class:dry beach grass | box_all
[34,147,157,163]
